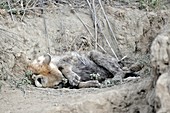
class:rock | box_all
[151,25,170,76]
[150,24,170,113]
[129,62,144,72]
[155,71,170,113]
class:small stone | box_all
[129,62,144,72]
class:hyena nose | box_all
[37,77,42,84]
[33,75,45,88]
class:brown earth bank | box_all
[0,77,151,113]
[0,0,170,113]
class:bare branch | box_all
[92,0,98,50]
[7,0,14,21]
[41,0,51,54]
[21,0,32,21]
[98,0,118,45]
[86,0,119,60]
[98,23,119,60]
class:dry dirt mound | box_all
[0,77,152,113]
[150,24,170,113]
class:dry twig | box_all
[86,0,119,60]
[92,0,98,50]
[70,5,93,38]
[69,3,107,53]
[98,0,122,60]
[86,0,98,50]
[40,0,51,54]
[98,23,119,60]
[98,0,118,45]
[7,0,14,21]
[21,0,32,21]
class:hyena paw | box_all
[69,74,81,86]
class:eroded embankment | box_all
[0,1,170,113]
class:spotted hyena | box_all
[28,50,137,88]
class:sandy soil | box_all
[0,77,147,113]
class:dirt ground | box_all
[0,77,151,113]
[0,0,170,113]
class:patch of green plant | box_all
[0,2,8,10]
[139,0,163,10]
[16,70,33,88]
[16,77,32,88]
[25,70,33,80]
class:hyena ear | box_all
[43,54,51,65]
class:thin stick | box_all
[86,0,118,59]
[41,0,51,54]
[97,43,107,53]
[98,23,119,60]
[98,0,120,60]
[86,0,98,50]
[21,0,32,21]
[86,0,93,13]
[98,0,118,45]
[7,0,14,21]
[82,22,107,53]
[69,3,107,53]
[92,0,98,50]
[167,46,170,69]
[30,0,39,7]
[21,0,24,9]
[70,5,93,38]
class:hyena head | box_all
[28,54,64,88]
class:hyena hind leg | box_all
[58,63,81,87]
[89,50,125,78]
